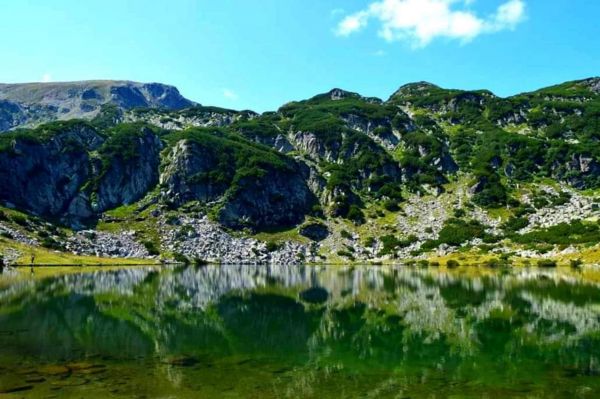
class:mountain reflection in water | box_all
[0,264,599,398]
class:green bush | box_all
[570,258,583,269]
[512,220,600,245]
[346,205,365,225]
[41,237,63,251]
[11,215,28,226]
[364,236,376,247]
[266,241,281,252]
[422,219,488,251]
[453,209,466,218]
[501,216,529,232]
[142,240,160,256]
[337,250,355,260]
[340,230,353,239]
[173,252,190,264]
[483,258,503,268]
[378,234,417,256]
[446,259,460,268]
[383,200,400,212]
[537,259,557,268]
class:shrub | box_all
[383,200,400,212]
[472,174,508,208]
[533,196,550,209]
[437,218,487,246]
[537,259,557,268]
[142,240,160,256]
[483,258,504,268]
[512,220,600,245]
[453,209,466,218]
[193,258,208,266]
[11,215,28,226]
[364,236,376,247]
[570,258,583,269]
[446,259,460,268]
[337,250,354,260]
[41,237,63,251]
[340,230,352,239]
[173,252,190,264]
[266,241,281,252]
[346,205,365,225]
[378,234,417,256]
[502,216,529,232]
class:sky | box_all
[0,0,598,112]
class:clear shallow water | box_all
[0,265,600,398]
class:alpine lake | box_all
[1,264,600,398]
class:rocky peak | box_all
[389,81,440,100]
[328,88,356,101]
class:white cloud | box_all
[491,0,525,30]
[335,0,525,47]
[222,88,238,101]
[336,11,369,36]
[41,73,52,82]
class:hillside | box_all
[1,77,600,266]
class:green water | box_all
[1,265,600,398]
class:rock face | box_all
[0,81,195,131]
[92,128,162,213]
[160,140,229,204]
[0,122,161,226]
[161,138,316,230]
[217,166,315,229]
[0,123,102,217]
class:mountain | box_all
[1,77,600,266]
[0,80,195,131]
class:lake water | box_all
[1,265,599,398]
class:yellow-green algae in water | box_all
[1,264,600,398]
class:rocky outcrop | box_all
[161,138,316,230]
[290,131,339,162]
[0,123,103,217]
[160,140,229,205]
[92,129,162,213]
[0,123,162,227]
[218,166,315,229]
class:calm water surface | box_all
[1,265,600,398]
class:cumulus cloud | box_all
[222,88,238,101]
[335,0,525,47]
[41,73,52,83]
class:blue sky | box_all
[0,0,598,112]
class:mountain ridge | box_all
[1,76,600,266]
[0,80,196,131]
